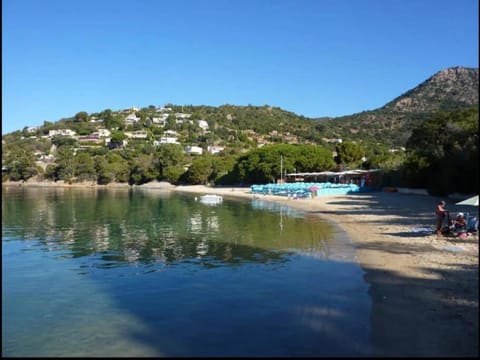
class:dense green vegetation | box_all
[400,107,478,195]
[2,102,478,196]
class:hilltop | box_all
[384,66,479,112]
[315,66,479,146]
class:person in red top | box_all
[435,200,448,236]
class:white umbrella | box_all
[455,195,479,206]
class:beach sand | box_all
[3,181,478,356]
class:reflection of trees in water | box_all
[2,187,335,267]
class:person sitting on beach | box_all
[453,212,467,234]
[435,200,447,236]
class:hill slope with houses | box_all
[2,66,478,176]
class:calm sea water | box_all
[2,186,372,357]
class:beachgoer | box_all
[360,176,366,187]
[435,200,447,236]
[453,212,467,234]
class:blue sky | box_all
[2,0,478,134]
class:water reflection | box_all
[2,187,335,271]
[2,186,372,357]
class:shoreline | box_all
[3,180,478,356]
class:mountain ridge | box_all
[315,66,478,146]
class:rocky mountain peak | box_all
[385,66,479,113]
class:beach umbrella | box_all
[455,195,479,206]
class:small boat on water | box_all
[198,194,223,205]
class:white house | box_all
[152,117,167,127]
[208,145,225,155]
[152,113,168,125]
[185,145,203,155]
[155,137,180,145]
[95,128,111,137]
[164,130,179,137]
[197,120,209,130]
[175,113,191,119]
[26,126,39,133]
[48,129,77,137]
[124,130,148,139]
[125,113,140,125]
[156,106,172,113]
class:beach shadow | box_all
[382,231,434,238]
[311,192,477,230]
[351,239,436,255]
[363,262,478,357]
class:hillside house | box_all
[185,145,203,155]
[95,129,111,137]
[197,120,209,130]
[125,113,140,125]
[175,113,191,119]
[26,126,39,133]
[156,106,172,113]
[207,145,225,154]
[124,130,148,139]
[164,130,179,137]
[78,134,104,145]
[152,114,168,125]
[48,129,77,137]
[154,137,180,145]
[152,118,167,127]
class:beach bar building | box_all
[250,169,383,198]
[285,169,383,187]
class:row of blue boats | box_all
[250,182,375,197]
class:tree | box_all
[109,131,127,149]
[44,164,58,181]
[154,144,186,179]
[162,166,185,184]
[104,113,125,130]
[96,152,131,183]
[293,145,336,172]
[135,110,147,124]
[2,141,40,181]
[165,115,177,130]
[52,136,77,148]
[228,144,335,184]
[403,107,479,195]
[74,152,96,181]
[55,147,76,182]
[183,156,214,184]
[74,111,89,122]
[335,141,366,168]
[129,154,159,185]
[101,108,112,119]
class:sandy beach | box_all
[3,181,478,356]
